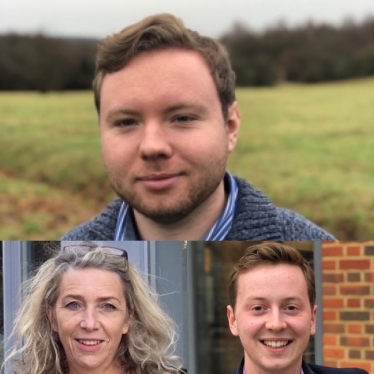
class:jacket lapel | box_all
[302,361,317,374]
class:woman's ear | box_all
[47,309,57,332]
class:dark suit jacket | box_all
[231,358,368,374]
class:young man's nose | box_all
[139,122,173,160]
[265,310,287,331]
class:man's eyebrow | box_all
[244,296,304,302]
[163,102,207,114]
[104,108,140,122]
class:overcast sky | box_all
[2,0,374,39]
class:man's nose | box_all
[265,310,287,331]
[139,122,173,160]
[80,309,100,330]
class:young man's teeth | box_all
[263,340,289,348]
[79,340,101,346]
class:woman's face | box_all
[51,268,130,374]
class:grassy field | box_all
[1,78,374,239]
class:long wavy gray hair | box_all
[3,244,182,374]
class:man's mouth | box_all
[138,173,180,181]
[261,340,291,348]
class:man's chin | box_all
[134,206,194,224]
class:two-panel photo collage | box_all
[2,8,374,374]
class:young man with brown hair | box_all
[227,243,367,374]
[62,14,335,241]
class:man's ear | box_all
[227,305,239,336]
[310,305,317,336]
[226,101,241,153]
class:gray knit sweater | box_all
[61,177,335,240]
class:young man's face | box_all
[227,264,317,374]
[99,48,240,224]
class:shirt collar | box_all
[114,172,238,240]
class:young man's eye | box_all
[115,118,137,127]
[173,115,195,123]
[286,305,298,311]
[252,306,265,312]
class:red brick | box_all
[323,273,344,282]
[341,362,371,372]
[366,350,374,360]
[322,260,337,270]
[323,360,337,368]
[347,272,361,282]
[324,323,345,333]
[365,324,374,334]
[348,324,362,334]
[347,246,361,256]
[323,285,337,295]
[340,311,370,321]
[323,298,344,308]
[349,350,361,359]
[323,348,345,359]
[340,285,370,295]
[323,335,337,345]
[324,311,337,321]
[364,245,374,255]
[340,259,370,270]
[364,298,374,308]
[323,260,336,270]
[364,272,374,281]
[323,246,344,256]
[340,336,370,347]
[347,299,361,308]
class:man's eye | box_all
[252,306,264,312]
[116,119,137,127]
[65,301,80,310]
[173,115,195,123]
[286,305,297,311]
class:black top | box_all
[230,358,368,374]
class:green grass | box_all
[1,78,374,239]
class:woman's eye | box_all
[65,301,80,310]
[102,303,117,311]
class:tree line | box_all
[1,17,374,91]
[0,35,96,91]
[222,17,374,86]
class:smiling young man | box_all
[61,13,336,241]
[227,243,368,374]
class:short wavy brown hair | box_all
[93,13,236,120]
[228,243,316,310]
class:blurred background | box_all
[1,0,374,239]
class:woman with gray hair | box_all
[3,243,185,374]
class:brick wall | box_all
[322,242,374,373]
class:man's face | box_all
[227,264,317,374]
[99,48,240,224]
